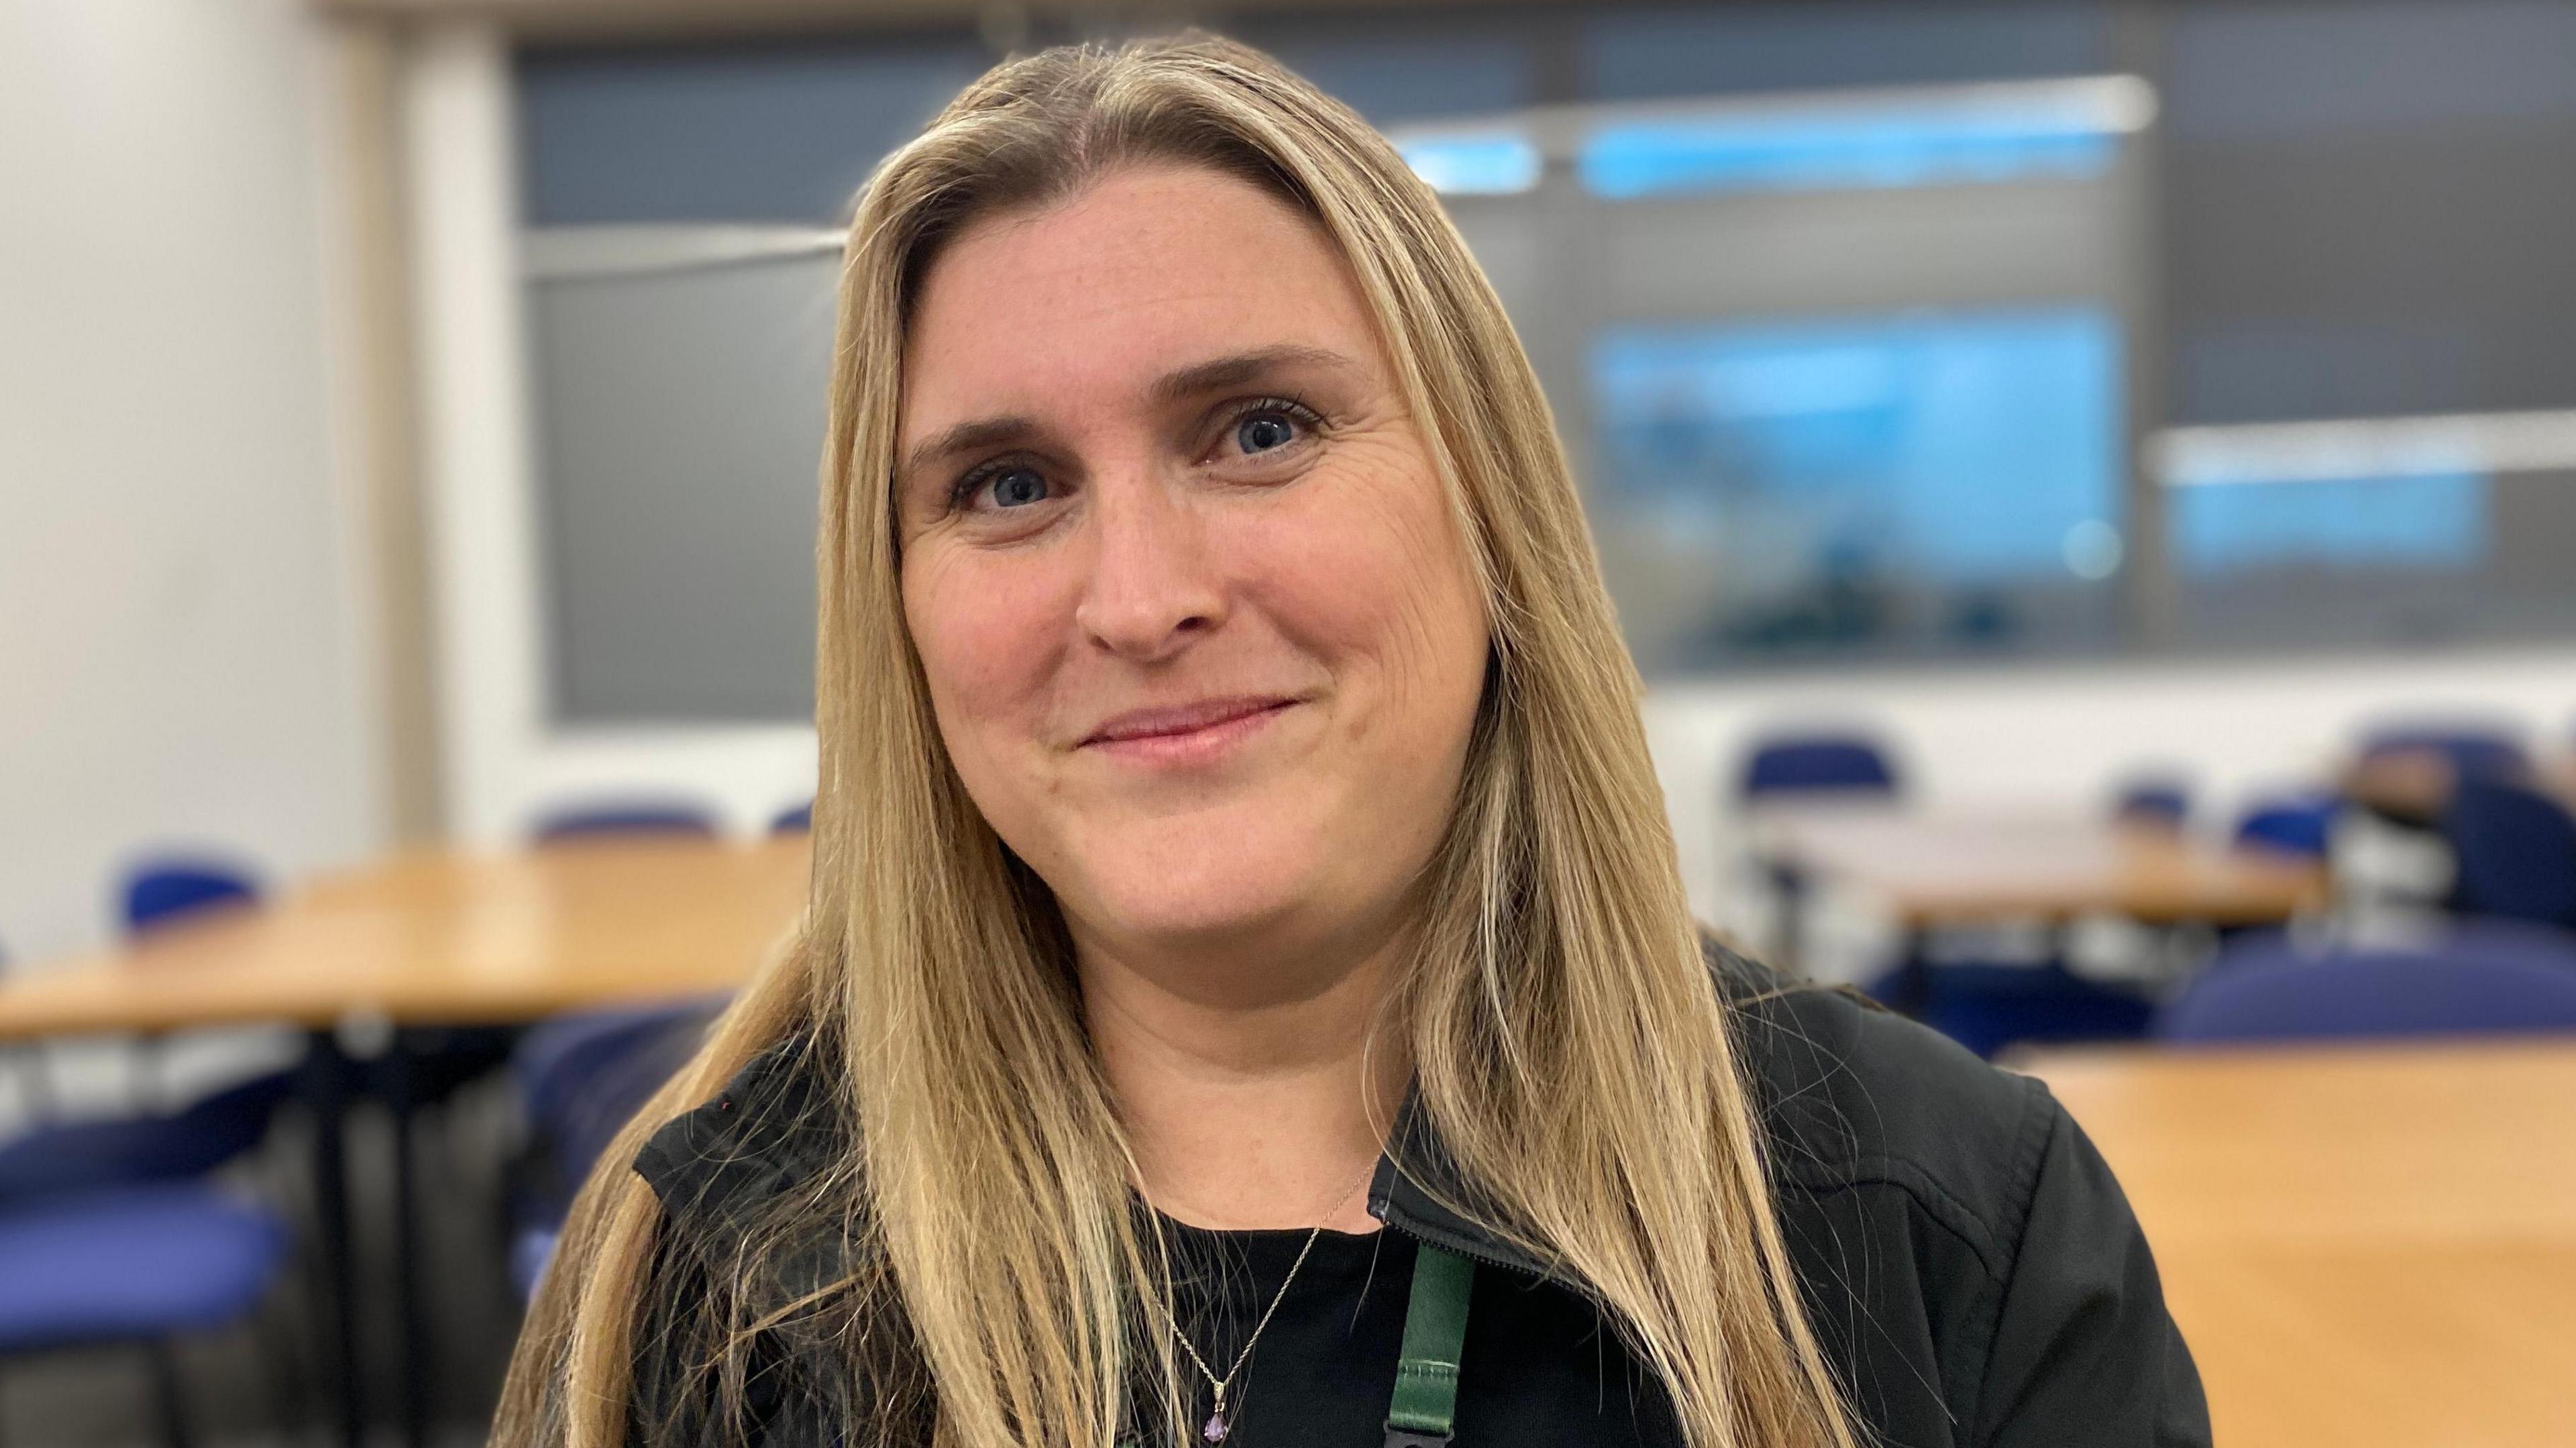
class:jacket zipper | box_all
[1372,1195,1556,1285]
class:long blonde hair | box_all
[497,34,1858,1448]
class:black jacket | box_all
[629,949,2209,1446]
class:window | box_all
[516,40,988,723]
[496,3,2576,724]
[1591,309,2124,669]
[1401,72,2149,672]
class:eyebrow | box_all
[898,414,1041,486]
[1147,343,1358,406]
[898,344,1360,484]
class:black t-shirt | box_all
[1148,1217,1675,1446]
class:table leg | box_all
[144,1340,193,1448]
[1770,860,1809,977]
[1895,927,1933,1019]
[299,1029,364,1448]
[384,1032,430,1448]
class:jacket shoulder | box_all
[633,1035,842,1230]
[1709,942,2208,1446]
[1710,942,2052,1277]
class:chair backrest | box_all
[1739,734,1898,800]
[2231,793,2341,859]
[119,857,261,934]
[2444,777,2576,929]
[771,800,814,834]
[0,1070,294,1199]
[2114,779,2190,828]
[2158,925,2576,1042]
[169,1070,297,1164]
[515,997,725,1182]
[531,801,719,844]
[2358,724,2530,783]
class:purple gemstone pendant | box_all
[1200,1412,1230,1443]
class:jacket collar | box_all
[1360,940,1776,1292]
[654,942,1778,1298]
[1364,1084,1570,1289]
[651,1040,1561,1287]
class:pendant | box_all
[1200,1412,1229,1443]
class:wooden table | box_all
[1752,803,2327,930]
[2027,1041,2576,1447]
[0,835,812,1040]
[1748,803,2327,996]
[0,836,812,1448]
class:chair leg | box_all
[145,1341,194,1448]
[254,1299,315,1445]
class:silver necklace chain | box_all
[1154,1159,1376,1441]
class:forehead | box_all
[900,164,1381,433]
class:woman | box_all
[499,35,2205,1448]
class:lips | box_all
[1079,695,1299,748]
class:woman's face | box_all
[896,164,1489,978]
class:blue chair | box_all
[120,856,260,933]
[6,885,293,1448]
[1866,961,2154,1059]
[771,799,814,834]
[2159,924,2576,1042]
[0,1071,293,1203]
[516,999,722,1173]
[2443,777,2576,930]
[0,859,302,1445]
[2233,792,2341,859]
[1736,732,1898,976]
[1,864,293,1202]
[2358,724,2530,783]
[2114,778,2191,829]
[1739,734,1898,800]
[533,801,720,843]
[0,1184,291,1446]
[508,997,722,1298]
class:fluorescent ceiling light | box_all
[2153,410,2576,487]
[1397,132,1543,196]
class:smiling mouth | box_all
[1079,695,1301,757]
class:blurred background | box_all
[5,0,2576,1444]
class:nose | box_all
[1073,475,1226,663]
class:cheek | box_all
[901,546,1068,766]
[1244,457,1488,744]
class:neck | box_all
[1076,917,1409,1234]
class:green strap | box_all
[1384,1242,1476,1444]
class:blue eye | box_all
[1235,412,1298,454]
[987,467,1049,508]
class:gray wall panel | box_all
[1596,179,2125,321]
[529,257,836,722]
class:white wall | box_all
[1647,644,2576,926]
[0,0,379,963]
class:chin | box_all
[1081,854,1312,946]
[1042,788,1313,930]
[1077,822,1353,961]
